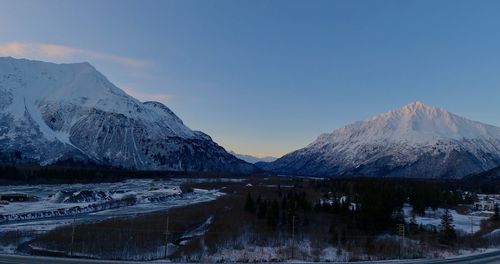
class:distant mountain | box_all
[462,165,500,193]
[229,151,277,164]
[0,57,257,173]
[463,165,500,184]
[258,102,500,179]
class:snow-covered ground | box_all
[1,179,179,216]
[403,204,488,234]
[0,178,232,233]
[178,216,213,245]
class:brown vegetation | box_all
[19,176,500,261]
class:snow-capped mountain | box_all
[0,57,256,173]
[229,151,277,164]
[258,101,500,179]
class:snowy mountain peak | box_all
[403,100,429,110]
[261,102,500,178]
[0,57,131,114]
[322,102,500,147]
[391,101,447,118]
[0,57,256,173]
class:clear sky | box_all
[1,0,500,158]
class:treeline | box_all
[0,165,171,184]
[309,179,475,238]
[238,179,475,257]
[312,178,473,213]
[0,164,246,185]
[462,166,500,194]
[244,191,312,232]
[314,181,406,237]
[240,178,475,238]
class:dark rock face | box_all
[49,190,112,203]
[260,139,500,179]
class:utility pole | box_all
[70,215,76,257]
[470,215,474,234]
[397,223,405,259]
[292,215,295,259]
[164,216,169,260]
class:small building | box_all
[474,199,498,211]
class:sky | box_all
[1,0,500,158]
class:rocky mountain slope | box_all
[258,102,500,179]
[0,57,256,173]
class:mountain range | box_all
[258,101,500,179]
[229,151,277,164]
[3,57,500,179]
[0,57,256,173]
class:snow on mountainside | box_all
[0,57,256,173]
[259,101,500,179]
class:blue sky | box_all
[1,0,500,157]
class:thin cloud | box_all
[0,42,150,68]
[0,42,26,57]
[121,84,170,104]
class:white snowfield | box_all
[0,57,194,140]
[316,101,500,145]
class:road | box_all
[427,250,500,264]
[0,254,150,264]
[0,250,499,264]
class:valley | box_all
[2,175,500,262]
[2,57,500,262]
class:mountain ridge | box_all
[229,151,277,164]
[258,101,500,179]
[0,57,257,173]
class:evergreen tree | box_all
[492,204,500,222]
[439,209,456,246]
[267,200,280,230]
[409,213,418,235]
[244,193,256,213]
[328,222,338,245]
[257,199,267,219]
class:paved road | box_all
[0,255,152,264]
[353,250,500,264]
[427,250,500,264]
[0,250,499,264]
